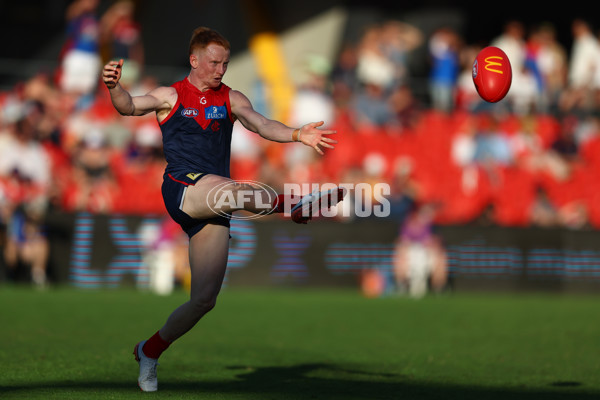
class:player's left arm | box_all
[229,89,337,155]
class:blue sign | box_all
[205,105,227,120]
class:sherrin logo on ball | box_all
[472,46,512,103]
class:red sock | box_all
[271,194,287,213]
[271,194,303,213]
[142,331,171,359]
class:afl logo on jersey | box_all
[181,108,199,118]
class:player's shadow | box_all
[164,362,593,400]
[0,363,594,399]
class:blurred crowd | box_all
[2,0,600,286]
[281,17,600,232]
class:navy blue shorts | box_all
[162,171,230,238]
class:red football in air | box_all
[472,46,512,103]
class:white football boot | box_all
[290,187,347,224]
[133,340,158,392]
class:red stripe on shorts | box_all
[167,173,191,186]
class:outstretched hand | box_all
[102,59,124,89]
[298,121,337,155]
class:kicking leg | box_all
[181,174,346,223]
[181,174,278,219]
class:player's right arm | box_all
[102,59,176,119]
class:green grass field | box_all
[0,286,599,399]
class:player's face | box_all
[193,43,230,88]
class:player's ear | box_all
[190,53,198,69]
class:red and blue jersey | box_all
[160,78,235,178]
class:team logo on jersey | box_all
[205,105,227,120]
[181,108,199,118]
